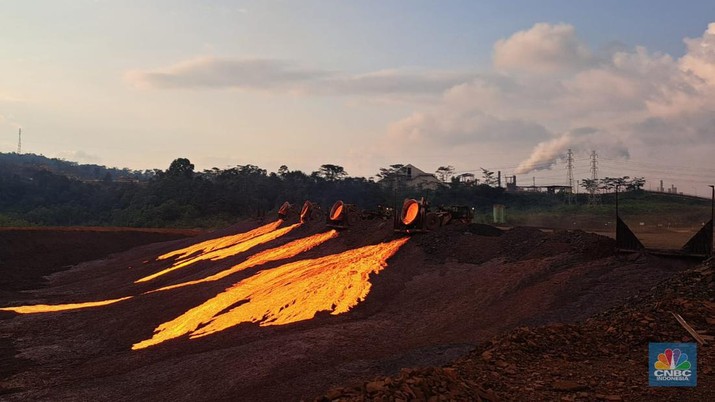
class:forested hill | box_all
[0,155,412,228]
[0,152,152,182]
[0,153,705,229]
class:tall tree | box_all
[435,165,455,182]
[601,176,629,192]
[580,178,599,193]
[166,158,195,178]
[376,164,405,181]
[626,177,646,191]
[315,164,348,181]
[481,168,497,186]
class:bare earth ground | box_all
[0,219,711,401]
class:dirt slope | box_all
[320,262,714,401]
[0,218,698,401]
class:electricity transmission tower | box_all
[588,150,599,206]
[566,148,574,204]
[17,128,22,154]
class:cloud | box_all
[386,22,715,175]
[125,57,328,90]
[387,109,550,147]
[321,69,476,97]
[125,23,715,179]
[125,57,474,98]
[680,23,715,85]
[493,23,593,74]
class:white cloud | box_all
[386,22,715,175]
[387,109,550,147]
[125,57,328,90]
[125,57,473,98]
[493,23,593,74]
[320,69,475,97]
[125,23,715,178]
[680,23,715,85]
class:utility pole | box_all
[588,150,599,206]
[17,128,22,154]
[566,148,574,204]
[710,185,714,258]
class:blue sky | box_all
[1,1,715,194]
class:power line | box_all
[588,150,599,206]
[566,148,574,204]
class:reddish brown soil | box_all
[322,263,714,401]
[0,218,704,401]
[0,227,201,296]
[0,226,201,397]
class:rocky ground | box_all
[0,218,709,401]
[317,259,714,401]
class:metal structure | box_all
[394,198,472,233]
[17,128,21,154]
[682,185,714,256]
[299,201,315,223]
[566,148,574,204]
[394,198,433,233]
[681,219,713,256]
[277,201,292,220]
[326,200,360,229]
[588,150,599,206]
[616,216,645,251]
[361,205,393,220]
[616,186,713,258]
[439,205,474,224]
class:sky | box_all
[2,0,715,195]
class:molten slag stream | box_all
[132,237,408,350]
[151,230,339,293]
[0,297,132,314]
[157,220,282,261]
[136,223,299,283]
[1,222,293,315]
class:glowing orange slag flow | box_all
[132,237,409,350]
[0,297,132,314]
[157,220,282,262]
[136,222,299,283]
[151,230,339,292]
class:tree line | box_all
[580,176,646,193]
[0,155,505,227]
[0,153,648,228]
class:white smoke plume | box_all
[383,22,715,179]
[514,128,629,174]
[514,134,572,174]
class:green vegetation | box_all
[0,152,710,229]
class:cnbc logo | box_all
[649,343,697,387]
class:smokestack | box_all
[497,171,501,188]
